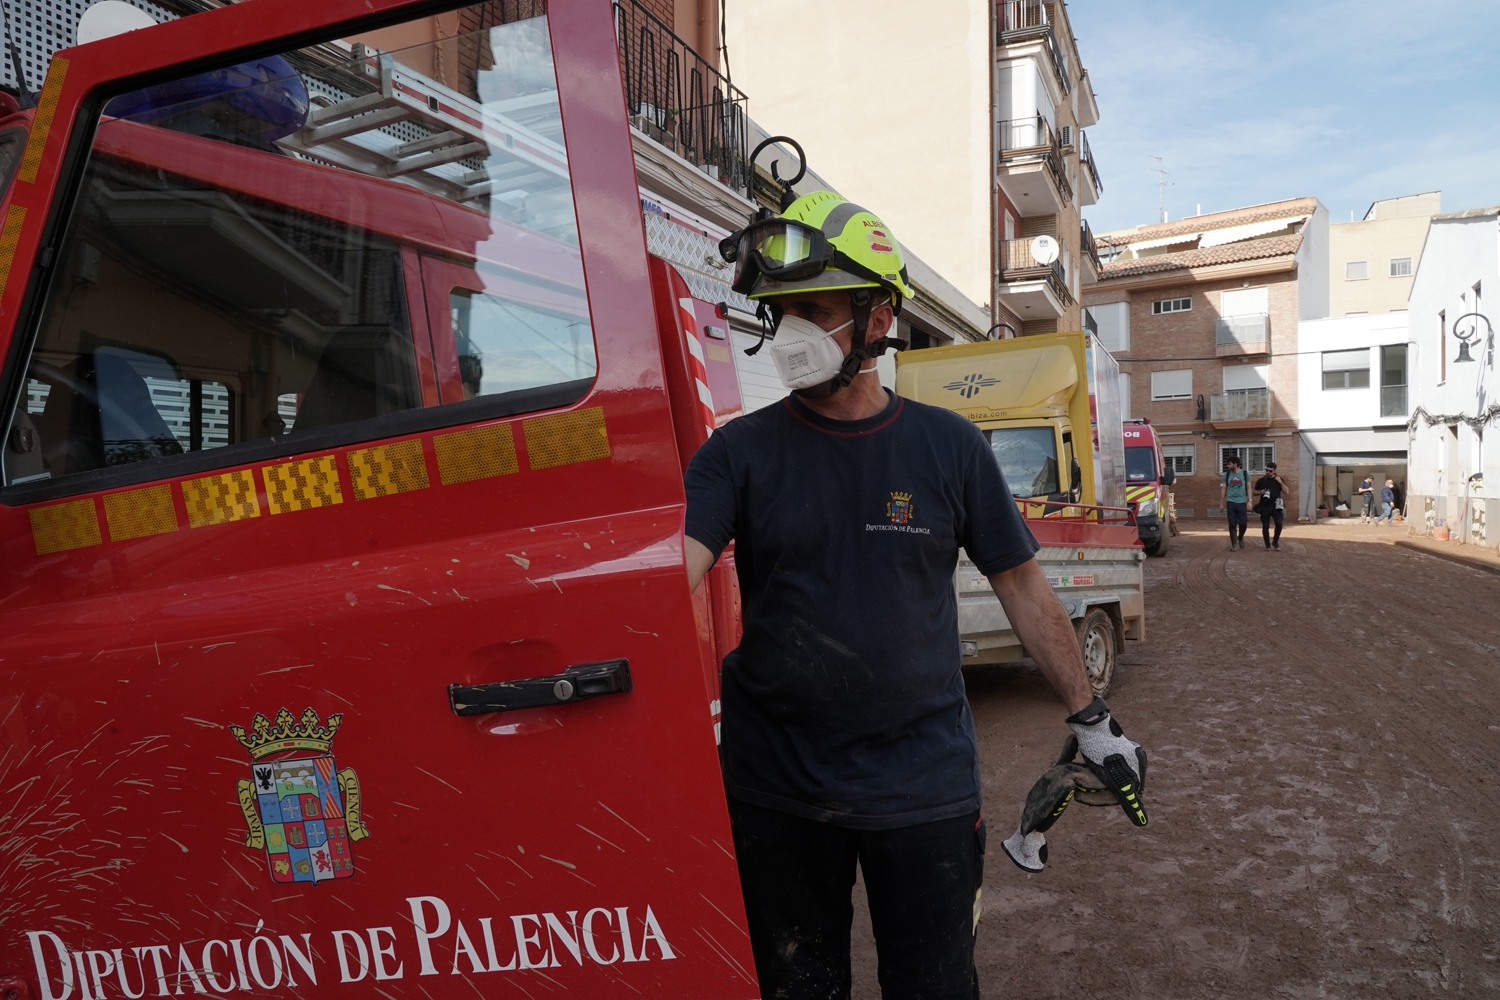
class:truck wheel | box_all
[1146,530,1170,557]
[1075,608,1117,697]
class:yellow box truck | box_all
[895,332,1144,694]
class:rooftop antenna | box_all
[1148,154,1170,223]
[2,1,34,109]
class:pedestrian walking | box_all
[1220,457,1249,549]
[1378,478,1397,525]
[1357,474,1376,523]
[685,193,1148,1000]
[1254,462,1287,549]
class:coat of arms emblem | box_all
[887,491,914,524]
[229,707,369,885]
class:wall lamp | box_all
[1453,311,1493,365]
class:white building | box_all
[1295,313,1411,515]
[1405,205,1500,545]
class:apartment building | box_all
[723,0,1101,340]
[1406,205,1500,547]
[1295,314,1411,515]
[994,0,1102,337]
[1082,198,1330,522]
[1329,191,1439,317]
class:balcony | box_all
[1381,385,1408,418]
[998,114,1071,215]
[1080,218,1101,282]
[998,1,1071,95]
[1210,389,1273,431]
[997,235,1072,318]
[1077,129,1102,206]
[613,0,750,194]
[1215,313,1270,356]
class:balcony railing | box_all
[613,0,750,195]
[1211,389,1271,422]
[1080,218,1101,271]
[1000,236,1072,305]
[998,114,1072,204]
[998,1,1071,94]
[1078,129,1102,198]
[1381,385,1408,418]
[1215,313,1270,347]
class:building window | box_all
[1222,364,1269,393]
[1345,260,1369,280]
[1162,443,1195,476]
[1321,349,1371,389]
[1118,372,1131,420]
[1088,301,1129,352]
[1151,297,1191,314]
[1219,444,1274,475]
[1380,344,1407,417]
[1150,369,1193,400]
[1389,257,1412,277]
[1440,310,1447,383]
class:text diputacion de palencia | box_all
[26,896,674,999]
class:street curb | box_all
[1394,540,1500,577]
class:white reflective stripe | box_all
[683,332,706,362]
[696,380,715,407]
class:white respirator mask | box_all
[769,316,857,392]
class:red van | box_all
[0,2,756,997]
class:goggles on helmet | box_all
[720,217,894,298]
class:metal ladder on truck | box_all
[275,41,571,208]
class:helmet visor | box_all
[729,219,832,293]
[747,220,824,271]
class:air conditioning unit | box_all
[1059,125,1073,148]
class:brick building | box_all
[1083,198,1330,524]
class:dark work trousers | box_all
[728,797,984,1000]
[1260,507,1284,547]
[1226,501,1248,543]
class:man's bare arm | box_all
[686,536,717,594]
[988,557,1093,714]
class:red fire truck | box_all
[0,1,756,997]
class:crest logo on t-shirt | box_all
[887,491,914,524]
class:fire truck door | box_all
[0,2,754,997]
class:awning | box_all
[1199,215,1309,248]
[1300,427,1407,453]
[1315,452,1408,466]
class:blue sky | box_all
[1072,0,1500,235]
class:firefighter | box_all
[684,192,1149,998]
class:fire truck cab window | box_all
[451,288,594,400]
[2,1,591,493]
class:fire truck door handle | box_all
[447,659,632,716]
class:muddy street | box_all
[849,523,1500,998]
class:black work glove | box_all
[1066,696,1148,827]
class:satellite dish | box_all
[1030,235,1060,266]
[77,1,158,45]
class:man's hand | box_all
[1066,696,1148,826]
[686,536,717,594]
[988,557,1092,714]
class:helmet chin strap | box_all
[793,290,907,400]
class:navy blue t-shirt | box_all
[684,390,1039,829]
